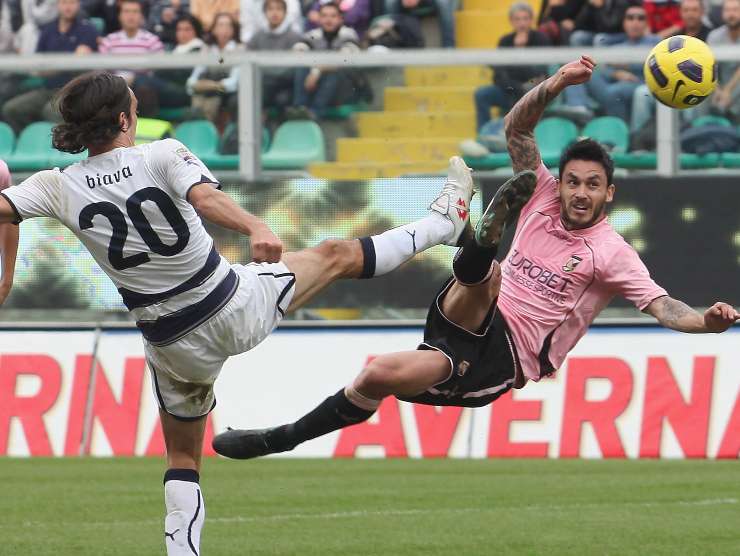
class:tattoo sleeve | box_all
[647,296,705,333]
[505,78,558,173]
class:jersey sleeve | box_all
[518,162,559,222]
[1,170,61,223]
[602,242,668,310]
[149,139,220,200]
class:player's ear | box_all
[606,183,615,203]
[119,111,129,132]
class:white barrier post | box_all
[238,60,262,181]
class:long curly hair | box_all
[52,72,133,154]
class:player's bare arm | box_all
[188,182,283,263]
[505,55,596,173]
[644,296,739,333]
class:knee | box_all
[316,238,361,278]
[354,358,397,397]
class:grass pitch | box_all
[2,458,739,555]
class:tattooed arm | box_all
[505,55,596,172]
[644,296,739,333]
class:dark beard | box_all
[560,198,607,230]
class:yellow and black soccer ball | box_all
[643,35,717,109]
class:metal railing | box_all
[1,45,738,179]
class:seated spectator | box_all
[186,12,243,123]
[677,0,713,39]
[98,0,166,117]
[305,0,371,38]
[241,0,302,43]
[570,0,632,46]
[149,0,191,46]
[566,4,659,125]
[191,0,239,31]
[248,0,302,110]
[644,0,683,38]
[386,0,456,48]
[706,0,740,122]
[152,14,206,110]
[538,0,585,46]
[474,3,549,132]
[81,0,119,34]
[291,0,361,118]
[2,0,98,132]
[16,0,58,54]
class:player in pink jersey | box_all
[213,56,739,459]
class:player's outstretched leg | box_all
[212,349,450,459]
[452,169,536,286]
[281,156,474,310]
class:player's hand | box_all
[703,302,739,333]
[552,56,596,91]
[304,71,320,92]
[712,87,731,109]
[250,224,283,263]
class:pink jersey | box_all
[497,163,667,383]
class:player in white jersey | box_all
[0,72,474,555]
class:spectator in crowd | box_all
[538,0,585,45]
[386,0,456,48]
[98,0,166,117]
[473,2,549,132]
[644,0,683,38]
[81,0,118,34]
[566,3,659,124]
[186,12,243,123]
[2,0,98,132]
[305,0,371,38]
[16,0,58,54]
[151,14,205,111]
[570,0,632,46]
[291,0,360,118]
[190,0,239,31]
[248,0,302,111]
[706,0,740,122]
[677,0,713,39]
[149,0,191,46]
[0,0,23,52]
[0,159,18,308]
[241,0,302,43]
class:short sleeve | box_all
[1,170,61,222]
[603,243,668,310]
[148,139,220,200]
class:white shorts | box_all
[144,261,295,419]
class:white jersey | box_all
[1,139,230,317]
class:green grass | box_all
[2,458,739,555]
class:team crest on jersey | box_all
[176,146,199,166]
[457,360,470,376]
[562,255,582,273]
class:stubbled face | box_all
[175,20,196,45]
[319,6,342,33]
[265,2,286,28]
[623,7,648,40]
[558,160,614,230]
[723,0,740,29]
[510,9,533,34]
[680,0,703,29]
[119,2,143,33]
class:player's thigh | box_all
[442,262,501,331]
[354,349,452,399]
[159,409,207,471]
[281,239,363,311]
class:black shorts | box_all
[398,279,520,408]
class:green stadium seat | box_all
[322,102,370,120]
[691,115,733,128]
[612,151,657,169]
[89,17,105,34]
[262,120,325,170]
[535,117,578,166]
[721,152,740,167]
[582,116,629,153]
[680,152,721,169]
[175,120,219,158]
[463,152,511,170]
[5,121,55,171]
[135,118,174,144]
[157,106,189,121]
[0,122,15,158]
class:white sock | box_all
[364,213,453,277]
[164,469,205,556]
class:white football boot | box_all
[429,156,474,246]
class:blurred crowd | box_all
[0,0,738,148]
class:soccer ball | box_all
[643,35,717,109]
